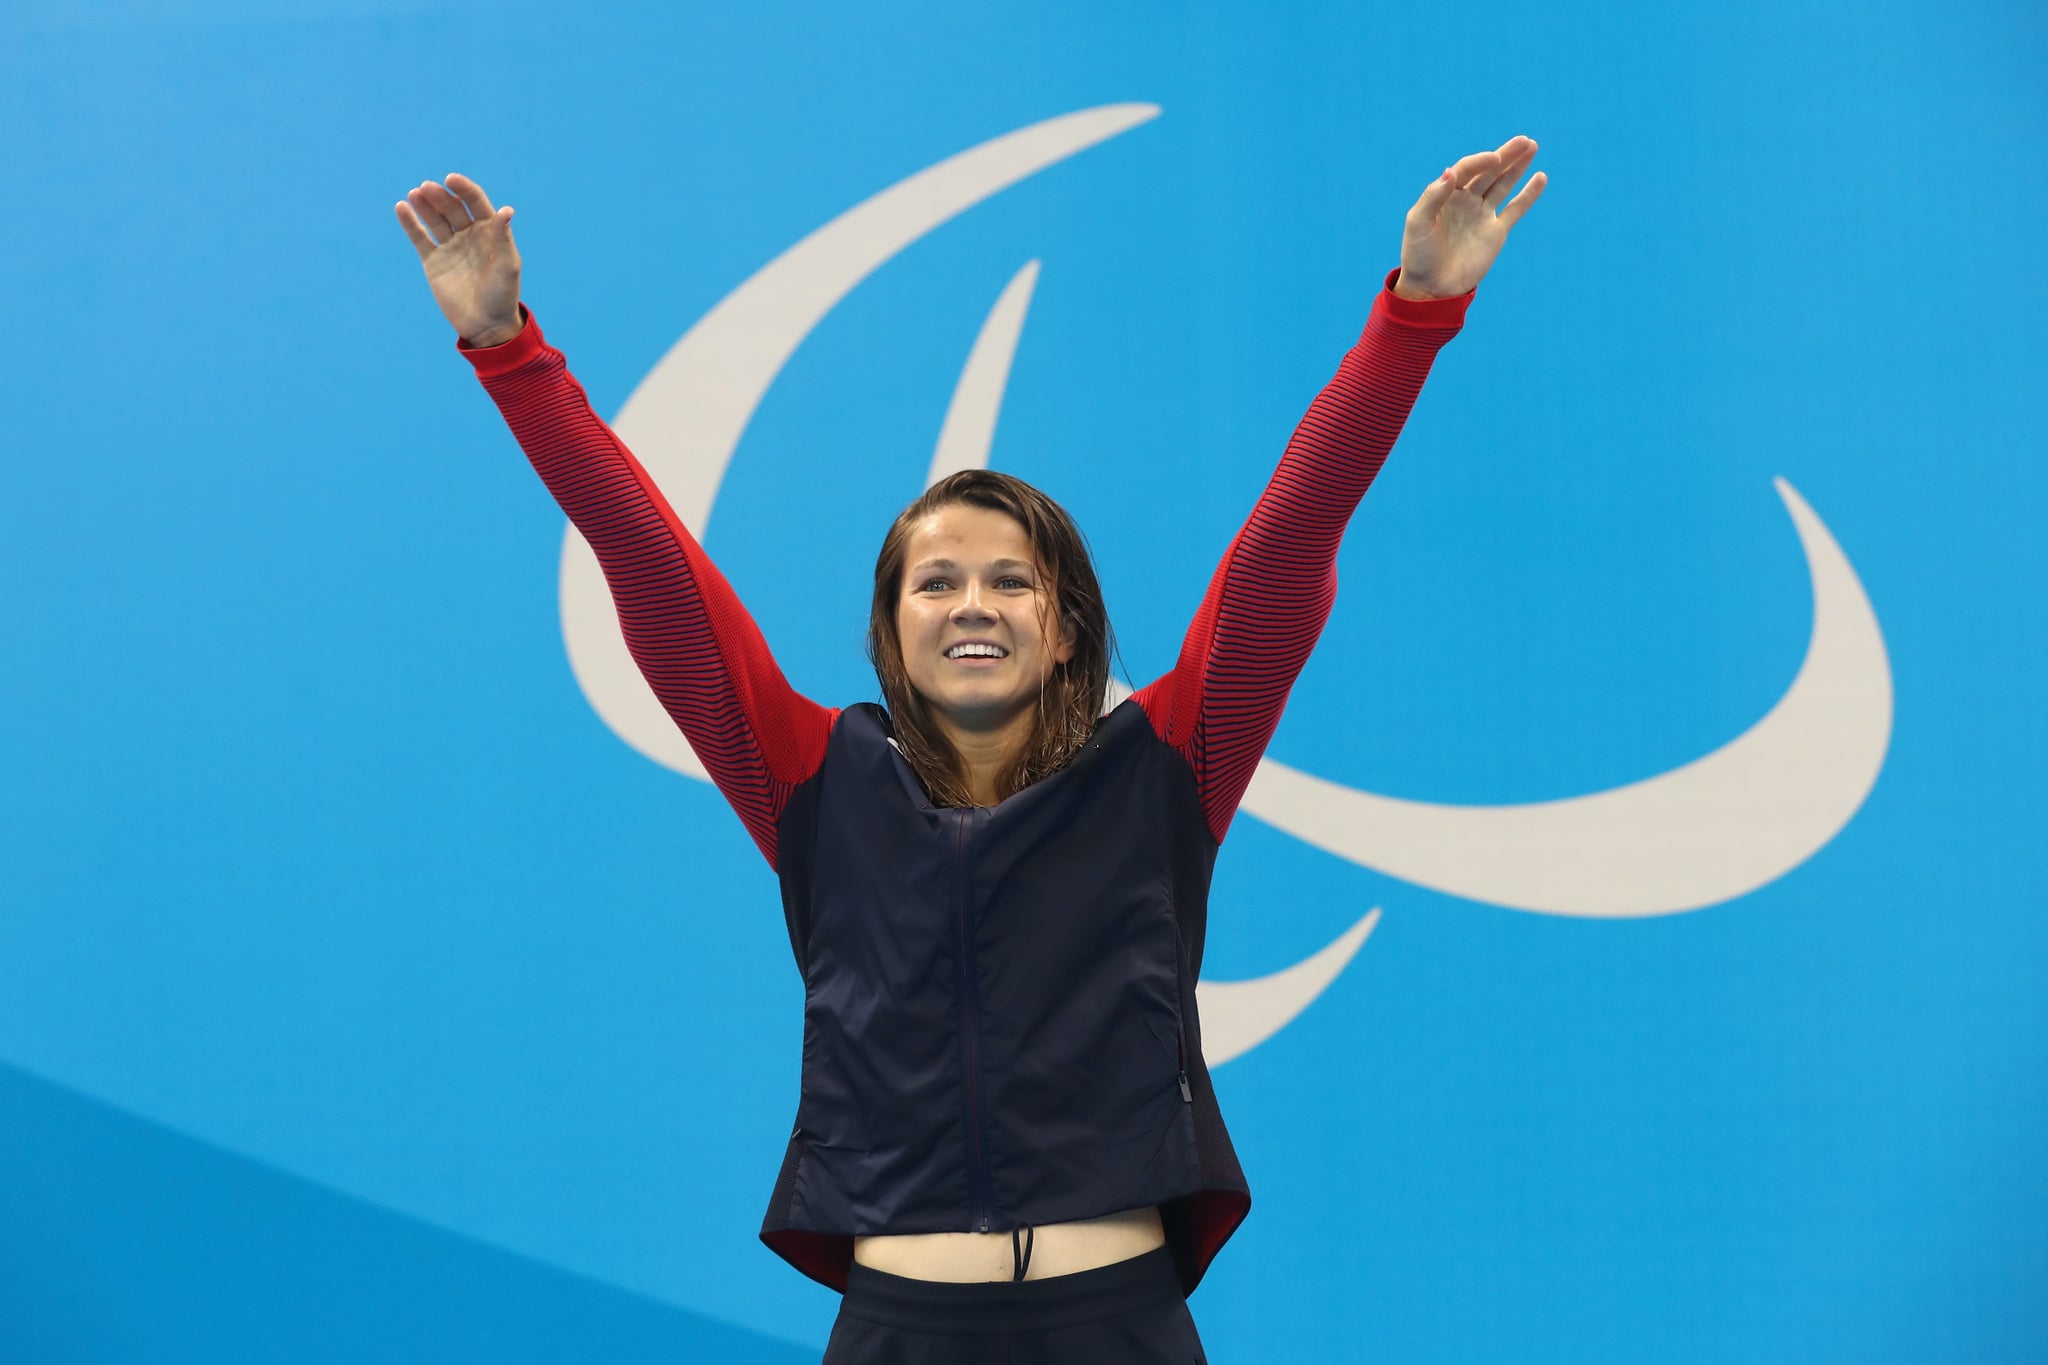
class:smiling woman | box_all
[869,473,1107,810]
[395,135,1544,1364]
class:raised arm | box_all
[1132,137,1546,841]
[396,174,835,868]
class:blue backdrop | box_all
[3,2,2043,1361]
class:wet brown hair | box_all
[867,470,1113,808]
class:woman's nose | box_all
[951,586,996,622]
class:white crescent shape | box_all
[545,112,1878,1076]
[927,259,1041,489]
[1196,909,1380,1065]
[1239,478,1894,916]
[561,107,1158,778]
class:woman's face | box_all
[896,503,1076,735]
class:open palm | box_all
[1395,136,1546,301]
[394,173,524,347]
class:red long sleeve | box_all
[1132,268,1472,841]
[462,265,1464,856]
[459,309,837,869]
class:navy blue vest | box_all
[758,700,1251,1294]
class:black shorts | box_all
[822,1245,1208,1364]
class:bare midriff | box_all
[852,1206,1165,1282]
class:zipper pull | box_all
[1178,1071,1192,1103]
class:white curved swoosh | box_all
[1197,910,1380,1065]
[1240,478,1893,916]
[562,107,1157,778]
[927,260,1041,489]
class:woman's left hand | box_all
[1394,135,1547,301]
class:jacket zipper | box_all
[1178,1026,1193,1103]
[952,810,995,1231]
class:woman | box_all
[395,135,1545,1363]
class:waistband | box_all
[839,1245,1183,1334]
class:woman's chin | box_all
[925,687,1033,732]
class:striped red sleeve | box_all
[1132,268,1471,842]
[458,307,837,868]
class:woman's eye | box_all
[919,578,951,592]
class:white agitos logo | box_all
[560,105,1893,1064]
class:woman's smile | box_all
[944,638,1011,665]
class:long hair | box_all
[867,470,1113,808]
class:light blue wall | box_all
[2,2,2043,1360]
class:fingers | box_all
[403,185,456,243]
[413,179,475,241]
[1448,148,1504,195]
[1467,136,1533,197]
[1432,137,1537,200]
[1412,138,1544,226]
[1411,139,1535,223]
[393,201,438,262]
[394,174,517,267]
[1410,165,1459,221]
[1411,153,1493,221]
[1480,138,1538,208]
[445,172,498,223]
[1496,168,1548,230]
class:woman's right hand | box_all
[394,173,524,348]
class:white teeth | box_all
[946,643,1008,659]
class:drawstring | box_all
[1010,1222,1034,1281]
